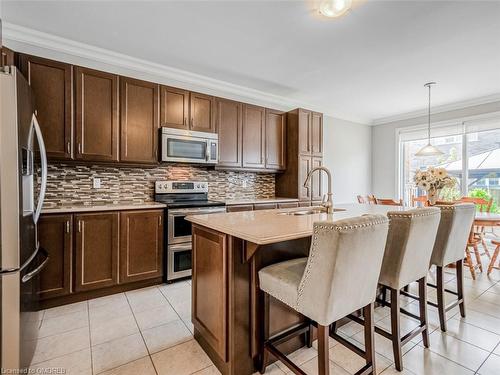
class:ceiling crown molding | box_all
[371,93,500,126]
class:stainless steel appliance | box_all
[0,67,49,370]
[154,181,225,281]
[161,127,218,165]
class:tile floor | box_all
[28,257,500,375]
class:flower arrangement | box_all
[414,167,456,204]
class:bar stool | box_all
[258,215,389,375]
[426,204,476,331]
[376,208,441,371]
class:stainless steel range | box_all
[154,181,225,282]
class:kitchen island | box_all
[186,203,407,375]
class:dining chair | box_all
[367,195,377,205]
[357,195,367,204]
[375,198,404,206]
[488,239,500,275]
[412,195,429,207]
[458,197,493,259]
[258,215,389,375]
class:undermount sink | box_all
[278,207,346,216]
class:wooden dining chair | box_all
[357,195,367,204]
[488,239,500,275]
[412,196,429,207]
[375,198,403,206]
[458,197,493,259]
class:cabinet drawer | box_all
[253,203,277,210]
[226,204,254,213]
[277,202,299,209]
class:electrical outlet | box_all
[93,177,101,189]
[242,179,248,188]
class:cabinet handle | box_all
[184,117,187,125]
[77,143,81,154]
[67,141,71,154]
[191,117,194,125]
[66,220,70,233]
[158,216,162,226]
[78,220,82,233]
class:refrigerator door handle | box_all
[32,114,47,224]
[21,247,49,283]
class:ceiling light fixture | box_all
[415,82,444,157]
[318,0,352,18]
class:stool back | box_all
[379,208,441,290]
[430,203,476,267]
[297,214,389,326]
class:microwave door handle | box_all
[32,114,47,224]
[205,140,210,162]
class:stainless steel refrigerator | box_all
[0,66,49,370]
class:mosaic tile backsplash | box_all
[40,163,275,208]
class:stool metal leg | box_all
[418,277,430,348]
[457,259,466,318]
[436,266,447,332]
[390,288,403,371]
[317,324,330,375]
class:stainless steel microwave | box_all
[161,127,218,164]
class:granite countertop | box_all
[225,197,299,205]
[187,203,407,245]
[42,201,167,214]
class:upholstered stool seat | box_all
[259,258,307,310]
[258,215,389,375]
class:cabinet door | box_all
[119,210,163,283]
[37,215,72,299]
[311,112,323,156]
[75,67,119,161]
[311,157,323,201]
[160,86,189,130]
[216,98,242,167]
[298,109,311,155]
[120,77,159,163]
[242,104,266,169]
[75,212,118,292]
[265,109,286,170]
[190,92,215,133]
[19,54,73,159]
[298,155,311,200]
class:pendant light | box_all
[415,82,444,157]
[319,0,352,18]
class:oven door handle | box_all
[169,243,192,252]
[168,208,226,216]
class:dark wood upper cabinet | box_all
[74,212,119,292]
[1,46,15,67]
[75,67,119,161]
[160,86,189,130]
[298,109,311,155]
[265,109,286,170]
[37,214,72,299]
[216,98,242,168]
[120,77,159,164]
[119,210,163,283]
[242,104,266,169]
[311,112,323,156]
[190,92,215,133]
[18,54,73,159]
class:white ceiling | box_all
[2,0,500,124]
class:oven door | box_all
[162,134,209,164]
[167,206,226,244]
[167,243,192,281]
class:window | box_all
[398,116,500,211]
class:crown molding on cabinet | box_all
[3,22,371,124]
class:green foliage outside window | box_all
[468,188,499,213]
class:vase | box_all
[427,188,440,205]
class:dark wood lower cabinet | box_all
[75,212,119,292]
[120,210,163,283]
[37,214,72,300]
